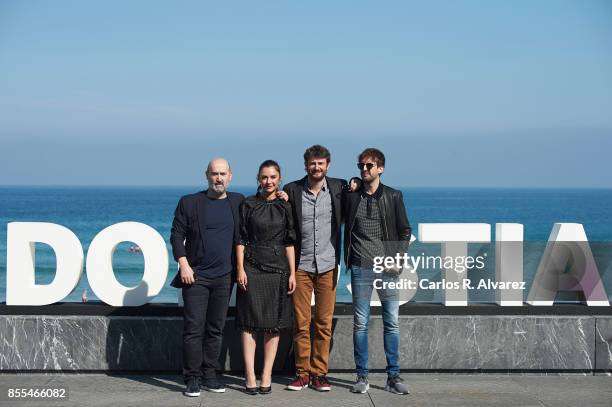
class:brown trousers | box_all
[293,268,337,376]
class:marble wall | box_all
[1,314,610,372]
[595,317,612,371]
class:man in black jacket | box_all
[283,145,348,392]
[344,148,412,395]
[170,158,244,397]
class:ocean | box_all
[1,186,611,304]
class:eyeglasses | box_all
[357,162,375,170]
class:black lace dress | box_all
[236,195,296,333]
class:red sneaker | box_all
[310,375,331,392]
[286,375,309,391]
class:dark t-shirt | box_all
[194,198,234,278]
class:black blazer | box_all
[283,176,348,268]
[169,190,245,288]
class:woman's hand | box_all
[287,272,296,294]
[237,268,248,291]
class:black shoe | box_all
[201,377,226,393]
[245,386,259,395]
[258,385,272,394]
[184,377,200,397]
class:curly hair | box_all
[303,144,331,163]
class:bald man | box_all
[170,158,245,397]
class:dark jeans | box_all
[182,272,232,380]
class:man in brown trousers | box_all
[283,145,350,392]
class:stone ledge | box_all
[1,314,610,372]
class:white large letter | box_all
[6,222,83,305]
[86,222,168,306]
[419,223,491,306]
[495,223,524,306]
[527,223,609,306]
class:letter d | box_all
[6,222,84,305]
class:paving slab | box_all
[0,373,610,407]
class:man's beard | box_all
[361,174,376,184]
[309,170,326,181]
[209,183,226,194]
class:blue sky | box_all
[0,0,611,187]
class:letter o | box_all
[86,222,168,306]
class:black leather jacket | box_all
[343,183,412,269]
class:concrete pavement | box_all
[0,373,611,407]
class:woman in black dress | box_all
[236,160,296,394]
